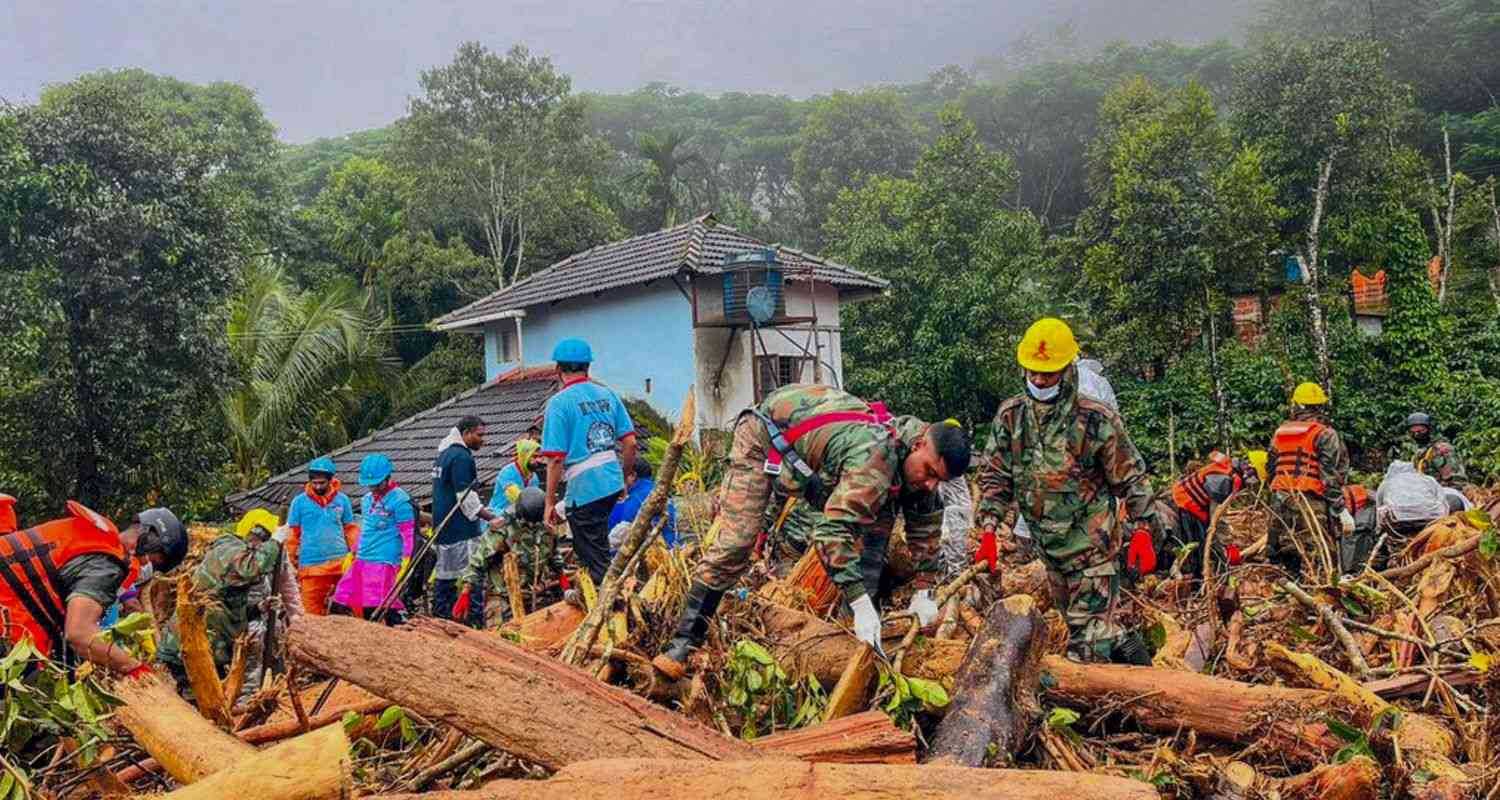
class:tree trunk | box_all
[499,599,586,651]
[174,575,233,728]
[1205,289,1229,448]
[367,758,1160,800]
[927,594,1045,766]
[1278,756,1380,800]
[111,673,254,784]
[286,614,761,771]
[754,710,915,764]
[1039,656,1344,766]
[1303,155,1336,394]
[754,598,968,687]
[134,721,350,800]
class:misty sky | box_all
[4,0,1251,143]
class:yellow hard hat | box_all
[1246,450,1268,482]
[1016,318,1080,373]
[235,508,280,539]
[1290,382,1329,406]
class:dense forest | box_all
[3,0,1500,518]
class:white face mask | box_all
[136,562,155,585]
[1026,379,1060,402]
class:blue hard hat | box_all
[358,454,394,487]
[551,338,593,364]
[308,456,337,476]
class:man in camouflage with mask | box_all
[449,487,562,623]
[975,318,1160,664]
[1388,412,1467,490]
[652,384,971,679]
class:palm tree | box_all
[633,129,702,230]
[223,261,398,489]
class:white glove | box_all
[850,594,885,658]
[1339,509,1355,536]
[908,589,939,627]
[272,524,291,544]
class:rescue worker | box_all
[1339,483,1379,572]
[1265,382,1351,577]
[1388,412,1467,490]
[608,458,678,554]
[652,383,970,679]
[487,438,542,519]
[540,339,637,585]
[332,454,416,624]
[1,504,186,676]
[432,416,501,628]
[451,487,561,623]
[284,457,357,615]
[975,318,1161,664]
[0,494,17,534]
[157,510,299,693]
[1161,451,1264,575]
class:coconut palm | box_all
[223,260,398,489]
[633,129,703,230]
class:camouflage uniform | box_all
[157,534,281,677]
[1266,409,1350,574]
[696,384,944,603]
[1389,438,1468,489]
[975,364,1158,661]
[458,511,562,619]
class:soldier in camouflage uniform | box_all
[156,518,298,697]
[975,318,1161,664]
[652,384,971,679]
[1266,383,1351,577]
[449,487,560,623]
[1388,412,1467,490]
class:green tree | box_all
[793,90,922,249]
[309,156,406,299]
[632,129,703,230]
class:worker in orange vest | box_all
[1162,451,1264,575]
[0,503,188,676]
[1265,383,1351,576]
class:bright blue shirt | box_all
[541,378,635,507]
[608,478,678,549]
[484,461,540,530]
[287,490,355,568]
[356,486,415,565]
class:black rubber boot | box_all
[1111,631,1153,666]
[652,581,724,679]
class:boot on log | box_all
[927,594,1045,766]
[366,757,1160,800]
[135,720,351,800]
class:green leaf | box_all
[1047,707,1081,729]
[726,686,748,708]
[342,710,362,731]
[744,669,764,693]
[734,640,775,666]
[1324,716,1365,743]
[1465,508,1492,531]
[375,705,404,731]
[399,716,417,744]
[0,772,14,799]
[905,677,950,708]
[1289,624,1320,643]
[1340,596,1368,617]
[1146,621,1167,650]
[1480,530,1499,559]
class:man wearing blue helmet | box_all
[540,338,636,585]
[284,456,357,615]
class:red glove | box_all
[974,529,998,573]
[1225,544,1243,566]
[559,572,571,591]
[125,663,154,681]
[1125,526,1156,577]
[451,587,472,620]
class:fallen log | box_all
[1381,533,1479,580]
[1039,656,1344,766]
[111,673,254,784]
[135,720,350,800]
[754,710,915,764]
[927,594,1044,766]
[174,575,233,728]
[497,600,586,651]
[1278,756,1380,800]
[287,613,760,770]
[368,757,1160,800]
[755,598,967,686]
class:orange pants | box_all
[298,569,343,616]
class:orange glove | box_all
[451,587,472,620]
[974,529,999,573]
[1125,526,1156,577]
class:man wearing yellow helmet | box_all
[1160,451,1263,575]
[1266,382,1351,576]
[975,318,1161,663]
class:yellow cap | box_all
[1291,382,1329,406]
[514,438,540,471]
[1016,318,1080,373]
[1246,450,1268,482]
[235,508,280,540]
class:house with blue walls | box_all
[431,213,889,433]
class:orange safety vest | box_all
[1343,484,1372,514]
[0,502,127,659]
[1270,421,1327,494]
[1171,454,1238,524]
[0,494,16,535]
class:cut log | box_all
[287,613,760,770]
[760,546,839,616]
[502,551,526,621]
[1277,756,1380,800]
[497,600,585,651]
[755,598,967,686]
[111,673,254,783]
[1039,656,1344,766]
[822,644,878,721]
[135,721,350,800]
[175,575,233,728]
[927,594,1044,766]
[753,710,915,764]
[367,757,1160,800]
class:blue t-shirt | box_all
[608,478,677,548]
[357,486,415,565]
[484,461,540,530]
[287,490,355,568]
[541,379,635,507]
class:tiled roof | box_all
[431,213,888,330]
[225,368,557,515]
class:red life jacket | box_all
[1270,421,1327,494]
[1171,453,1239,524]
[1343,484,1373,514]
[0,502,127,658]
[0,494,16,535]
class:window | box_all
[644,378,653,395]
[498,328,519,363]
[755,355,812,401]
